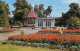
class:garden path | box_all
[0,28,41,40]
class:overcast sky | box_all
[2,0,80,17]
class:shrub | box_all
[2,40,7,44]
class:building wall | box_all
[23,18,55,27]
[35,18,55,28]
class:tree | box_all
[28,4,33,11]
[69,3,79,10]
[36,4,44,18]
[60,3,80,26]
[13,0,32,22]
[34,5,39,14]
[39,4,44,10]
[0,0,10,28]
[67,17,80,29]
[9,17,14,25]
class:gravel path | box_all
[0,28,41,40]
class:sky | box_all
[2,0,80,17]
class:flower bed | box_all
[37,30,59,34]
[8,34,80,47]
[0,28,15,33]
[63,29,80,33]
[37,29,80,34]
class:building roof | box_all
[27,10,38,18]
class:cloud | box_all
[63,0,80,3]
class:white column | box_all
[35,19,38,27]
[51,19,55,27]
[43,20,46,27]
[51,20,52,27]
[53,19,55,27]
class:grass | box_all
[0,40,61,51]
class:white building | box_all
[23,10,55,28]
[35,18,55,28]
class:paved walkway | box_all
[0,28,41,40]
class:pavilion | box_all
[23,10,55,28]
[23,10,38,27]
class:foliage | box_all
[20,22,23,27]
[34,5,39,14]
[9,17,14,25]
[60,3,80,29]
[2,40,7,44]
[69,3,79,10]
[13,0,32,21]
[39,4,44,10]
[20,30,24,35]
[59,28,63,35]
[66,17,80,29]
[0,0,10,28]
[34,4,44,18]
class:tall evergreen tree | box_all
[0,0,10,28]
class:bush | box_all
[2,40,7,44]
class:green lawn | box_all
[0,41,61,51]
